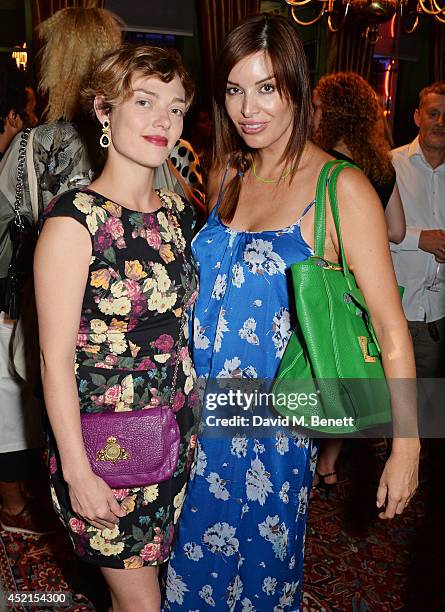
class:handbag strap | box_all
[13,128,32,229]
[165,206,192,410]
[25,128,39,223]
[313,159,356,286]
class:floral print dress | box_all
[44,188,198,569]
[164,198,318,610]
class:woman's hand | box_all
[376,439,420,519]
[67,471,126,531]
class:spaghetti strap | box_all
[297,198,315,222]
[211,159,231,216]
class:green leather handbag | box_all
[272,160,392,434]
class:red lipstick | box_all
[143,135,168,147]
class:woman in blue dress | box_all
[165,15,419,611]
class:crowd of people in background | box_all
[0,5,444,611]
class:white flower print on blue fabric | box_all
[226,228,237,248]
[239,318,260,346]
[241,503,249,517]
[198,585,215,607]
[202,522,239,556]
[242,365,258,378]
[183,542,204,561]
[258,515,289,561]
[275,431,290,455]
[246,457,273,506]
[206,472,230,501]
[190,442,207,479]
[279,481,290,504]
[290,431,310,449]
[272,307,291,359]
[274,581,299,611]
[211,273,227,300]
[263,576,278,595]
[243,239,286,276]
[227,574,243,610]
[298,486,309,515]
[214,308,229,353]
[231,435,248,458]
[217,356,241,378]
[289,555,295,570]
[241,598,256,612]
[194,316,210,351]
[310,444,318,473]
[253,299,262,307]
[232,262,245,288]
[165,565,189,605]
[253,440,265,454]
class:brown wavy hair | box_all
[37,7,122,123]
[313,72,394,185]
[212,14,313,223]
[82,44,194,116]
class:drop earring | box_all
[100,119,110,148]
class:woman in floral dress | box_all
[165,15,419,611]
[34,46,197,610]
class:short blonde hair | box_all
[37,7,122,123]
[83,44,195,116]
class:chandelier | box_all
[285,0,445,42]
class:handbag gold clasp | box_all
[96,436,129,463]
[358,336,377,363]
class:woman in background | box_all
[165,15,418,611]
[313,72,405,245]
[312,72,406,490]
[34,44,197,611]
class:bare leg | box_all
[101,565,161,612]
[314,439,342,486]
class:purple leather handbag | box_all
[81,407,180,488]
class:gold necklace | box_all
[252,159,292,184]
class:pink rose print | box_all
[136,357,156,371]
[104,385,121,405]
[77,333,88,348]
[146,229,162,250]
[124,279,142,300]
[94,231,113,253]
[179,346,189,361]
[105,216,124,239]
[172,390,185,412]
[113,488,131,501]
[69,517,86,535]
[154,334,174,352]
[105,354,118,367]
[140,542,161,562]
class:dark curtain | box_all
[325,15,374,80]
[196,0,261,101]
[430,21,445,82]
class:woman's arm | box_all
[385,183,406,244]
[328,168,419,519]
[34,217,125,530]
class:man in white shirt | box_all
[391,81,445,377]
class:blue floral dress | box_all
[164,186,318,611]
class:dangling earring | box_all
[100,119,110,148]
